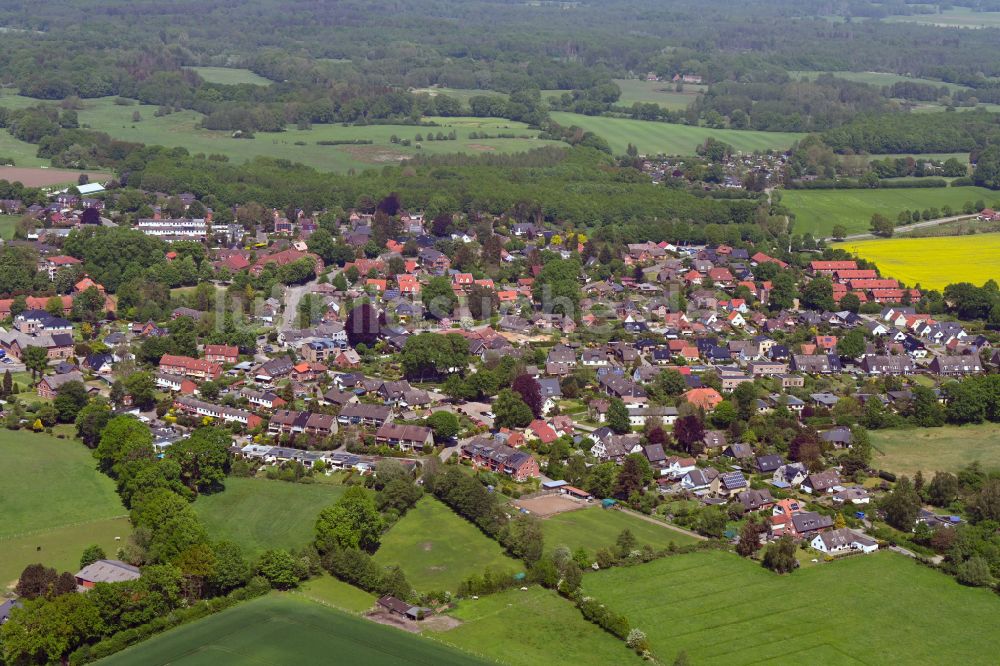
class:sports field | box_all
[193,477,347,555]
[782,185,997,237]
[541,506,700,557]
[584,550,1000,664]
[427,586,643,666]
[100,594,484,666]
[373,497,520,592]
[872,423,1000,476]
[834,232,1000,290]
[186,66,273,86]
[549,112,804,156]
[60,96,559,173]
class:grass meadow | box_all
[541,506,700,558]
[100,594,484,666]
[185,66,273,86]
[584,550,1000,664]
[295,574,377,614]
[373,497,521,592]
[872,423,1000,476]
[833,232,1000,289]
[611,78,705,110]
[782,185,998,237]
[427,586,643,666]
[548,111,804,156]
[0,430,128,586]
[193,477,346,555]
[67,96,560,173]
[789,70,970,92]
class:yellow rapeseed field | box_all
[834,233,1000,290]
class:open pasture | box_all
[193,476,346,556]
[549,112,804,156]
[872,423,1000,476]
[427,586,643,666]
[373,497,520,592]
[584,550,1000,665]
[782,185,997,237]
[540,506,700,557]
[186,66,273,86]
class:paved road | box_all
[280,277,320,332]
[829,214,976,242]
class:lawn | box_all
[584,550,1000,664]
[549,112,804,156]
[833,232,1000,289]
[0,214,19,239]
[541,506,700,558]
[427,586,643,666]
[0,430,125,539]
[373,497,521,592]
[0,517,131,589]
[59,96,560,173]
[782,185,998,237]
[295,574,377,614]
[100,594,484,666]
[872,423,1000,476]
[185,66,273,86]
[193,477,346,555]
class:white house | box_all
[810,528,878,555]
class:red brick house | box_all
[204,344,238,364]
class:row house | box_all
[240,388,287,410]
[203,344,239,364]
[461,437,540,482]
[174,397,262,429]
[337,403,393,428]
[159,354,223,381]
[155,372,197,394]
[268,409,338,437]
[859,355,915,375]
[929,355,983,376]
[374,423,435,451]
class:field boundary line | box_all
[0,514,129,542]
[617,507,707,540]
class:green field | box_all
[834,232,1000,289]
[584,550,1000,664]
[54,96,559,173]
[549,112,804,156]
[0,431,125,538]
[373,497,520,592]
[100,594,484,666]
[186,67,273,86]
[873,423,1000,476]
[0,516,131,589]
[610,78,705,110]
[296,574,377,614]
[885,7,1000,29]
[427,586,643,666]
[782,185,998,237]
[0,129,48,167]
[789,70,969,92]
[0,214,20,239]
[541,506,700,557]
[193,477,346,555]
